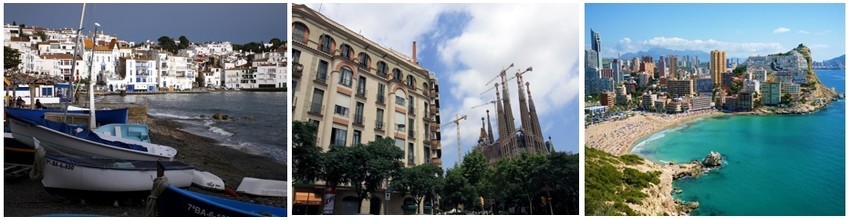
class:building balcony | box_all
[356,89,367,99]
[313,74,328,87]
[408,129,415,140]
[431,158,442,167]
[308,102,323,117]
[376,95,385,106]
[431,139,440,147]
[408,107,416,116]
[374,121,385,132]
[293,62,303,79]
[353,114,364,127]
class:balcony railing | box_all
[314,74,327,86]
[375,121,384,131]
[356,89,367,99]
[376,95,385,105]
[309,102,323,115]
[408,129,415,140]
[354,114,364,126]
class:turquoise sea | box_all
[632,69,845,216]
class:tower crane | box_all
[441,114,467,165]
[471,99,498,110]
[479,65,534,96]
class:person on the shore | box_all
[15,96,24,108]
[35,99,44,109]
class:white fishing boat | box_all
[192,170,225,191]
[7,110,176,161]
[236,177,286,197]
[36,138,193,193]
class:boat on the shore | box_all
[6,107,129,126]
[156,185,286,217]
[236,177,286,197]
[7,110,177,161]
[193,170,225,191]
[37,139,193,195]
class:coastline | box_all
[586,109,723,156]
[4,116,286,217]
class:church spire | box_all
[527,82,546,154]
[486,109,495,144]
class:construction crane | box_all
[483,63,514,88]
[441,114,467,165]
[479,66,534,96]
[471,99,497,110]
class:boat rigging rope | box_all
[29,138,46,181]
[145,175,170,217]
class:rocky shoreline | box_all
[628,151,724,216]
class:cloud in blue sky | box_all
[310,3,581,168]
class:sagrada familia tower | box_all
[474,66,551,164]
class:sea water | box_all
[633,69,845,216]
[100,91,287,163]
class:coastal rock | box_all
[212,113,231,120]
[702,151,723,167]
[686,201,700,210]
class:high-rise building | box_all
[657,56,666,79]
[710,50,727,88]
[291,4,442,215]
[669,55,679,79]
[591,29,602,70]
[667,79,694,98]
[611,58,622,85]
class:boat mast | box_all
[87,22,100,129]
[62,3,86,123]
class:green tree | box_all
[441,167,478,212]
[178,35,191,50]
[515,153,548,215]
[460,151,488,211]
[349,138,404,210]
[36,31,47,42]
[393,163,444,214]
[157,36,177,54]
[270,38,282,49]
[4,46,21,70]
[292,121,323,183]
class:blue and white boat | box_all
[6,110,176,161]
[157,185,287,217]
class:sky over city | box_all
[4,3,287,44]
[586,3,845,61]
[308,3,581,169]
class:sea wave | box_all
[208,125,234,137]
[149,112,197,120]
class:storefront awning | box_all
[294,192,323,205]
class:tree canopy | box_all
[4,46,21,70]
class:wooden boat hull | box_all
[7,112,175,161]
[42,152,193,192]
[158,186,286,217]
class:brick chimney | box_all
[412,41,417,64]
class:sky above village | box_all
[308,3,581,169]
[586,3,845,61]
[4,3,286,44]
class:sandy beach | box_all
[585,109,722,156]
[4,116,286,217]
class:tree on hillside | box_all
[4,46,21,70]
[178,35,191,50]
[270,38,283,49]
[157,36,178,54]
